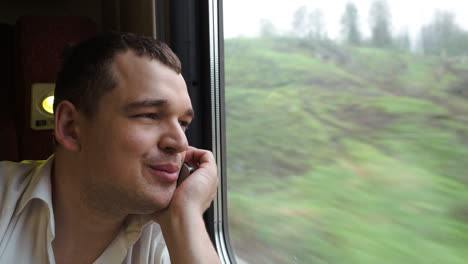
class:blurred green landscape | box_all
[225,36,468,264]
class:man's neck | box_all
[51,154,127,264]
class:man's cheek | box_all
[119,130,153,153]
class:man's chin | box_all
[127,205,166,221]
[129,185,175,214]
[142,199,171,214]
[149,194,175,212]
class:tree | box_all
[292,6,308,37]
[340,2,361,45]
[420,10,468,56]
[395,28,411,51]
[259,19,277,37]
[369,0,392,47]
[307,8,327,40]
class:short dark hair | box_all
[53,32,181,117]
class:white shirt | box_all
[0,156,170,264]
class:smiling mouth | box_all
[147,164,180,183]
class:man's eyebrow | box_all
[122,99,195,118]
[122,99,168,112]
[184,108,195,119]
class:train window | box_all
[223,0,468,263]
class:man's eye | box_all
[137,113,160,119]
[179,121,190,131]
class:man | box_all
[0,32,220,264]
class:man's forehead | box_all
[112,51,156,79]
[106,51,192,112]
[112,51,186,87]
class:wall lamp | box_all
[30,83,55,130]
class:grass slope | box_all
[225,37,468,264]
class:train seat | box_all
[14,15,96,160]
[0,23,18,161]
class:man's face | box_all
[76,51,193,215]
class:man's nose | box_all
[158,121,189,154]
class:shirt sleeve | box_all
[149,223,171,264]
[121,222,170,264]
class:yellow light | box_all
[42,96,54,114]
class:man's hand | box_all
[175,147,218,214]
[153,146,218,222]
[153,147,220,264]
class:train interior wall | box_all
[0,0,156,161]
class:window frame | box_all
[156,0,236,263]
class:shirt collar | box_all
[124,214,155,246]
[16,154,55,216]
[15,154,156,254]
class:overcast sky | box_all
[223,0,468,41]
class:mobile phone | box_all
[177,162,194,186]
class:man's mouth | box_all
[147,163,180,183]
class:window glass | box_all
[223,1,468,263]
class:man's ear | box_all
[54,101,81,152]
